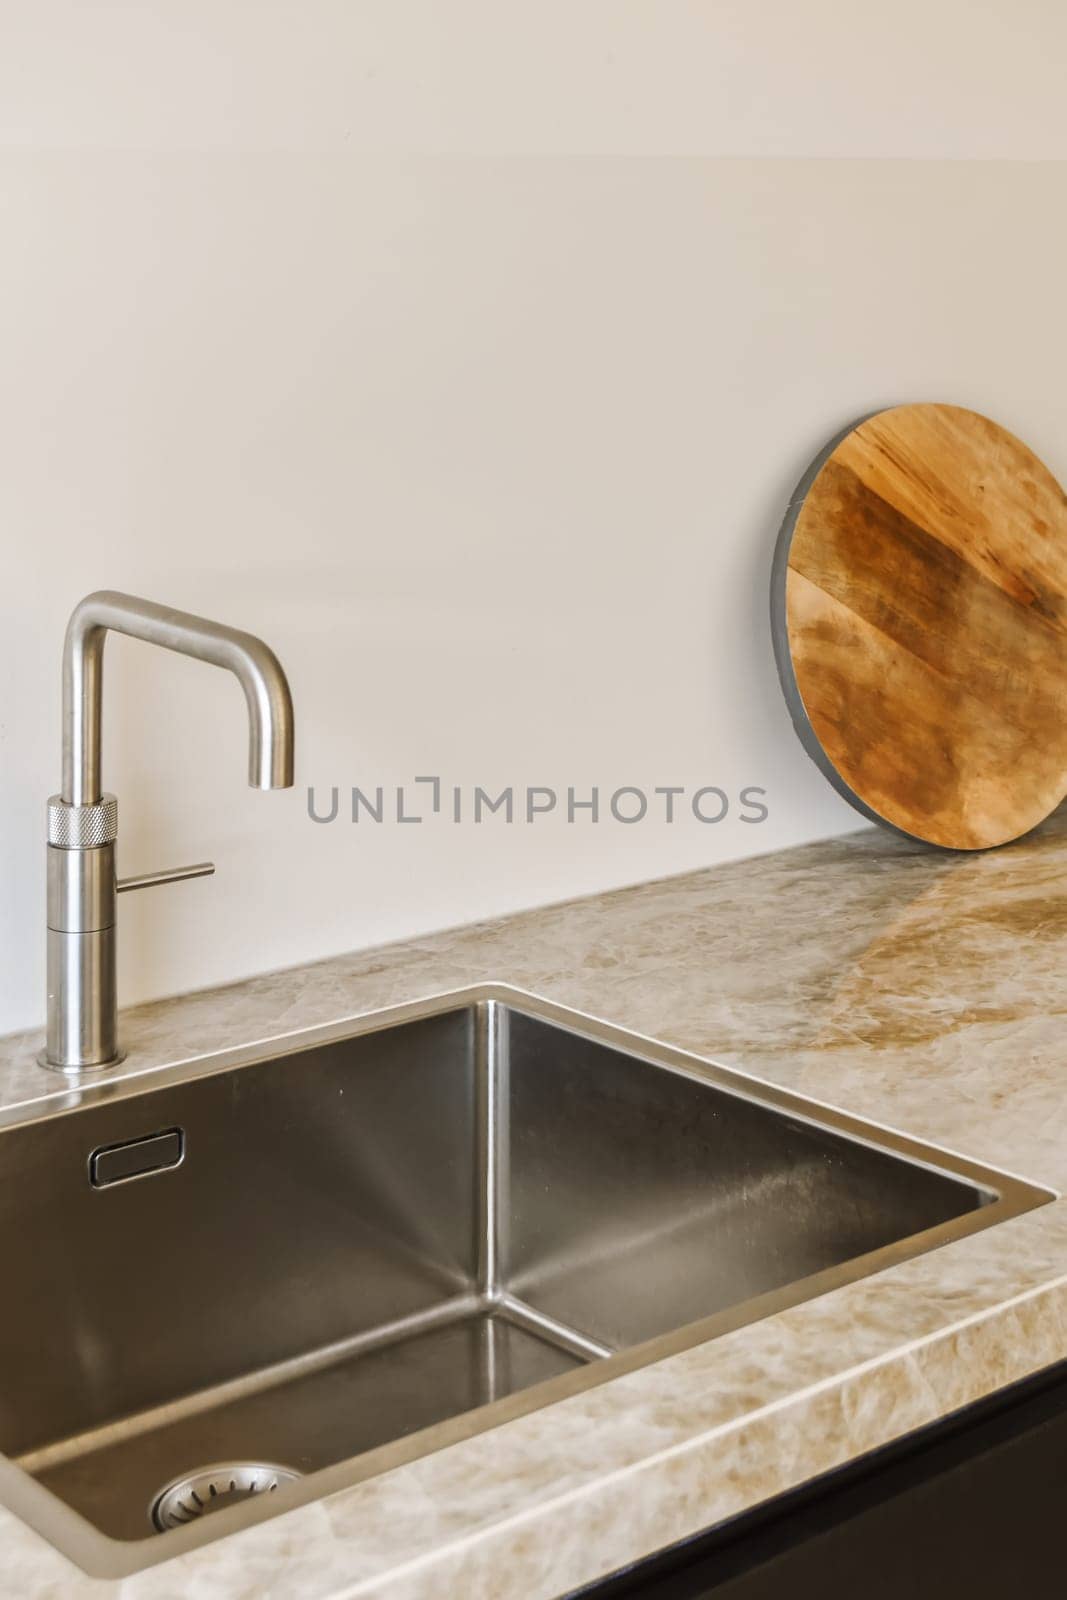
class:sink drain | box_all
[151,1462,302,1531]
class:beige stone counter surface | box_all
[4,814,1067,1597]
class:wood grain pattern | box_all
[775,403,1067,849]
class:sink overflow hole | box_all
[151,1463,302,1531]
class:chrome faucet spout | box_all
[62,590,295,805]
[43,591,295,1073]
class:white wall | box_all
[3,4,1067,1035]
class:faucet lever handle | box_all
[117,862,216,894]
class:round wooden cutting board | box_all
[771,403,1067,850]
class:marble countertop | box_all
[5,815,1067,1597]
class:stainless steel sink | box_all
[0,985,1049,1576]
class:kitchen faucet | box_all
[42,591,295,1072]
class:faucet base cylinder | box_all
[42,925,124,1073]
[43,832,123,1072]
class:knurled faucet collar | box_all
[47,794,118,849]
